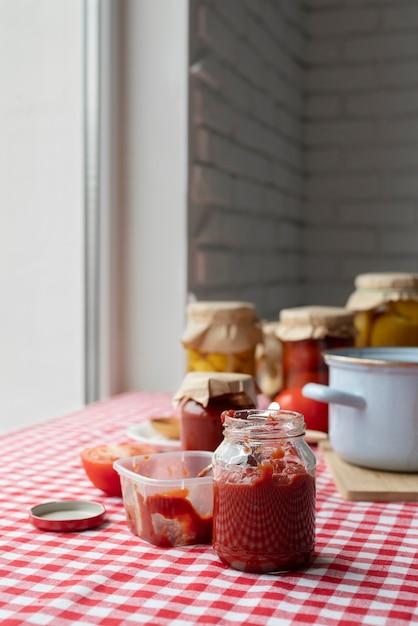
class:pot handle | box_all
[302,383,366,409]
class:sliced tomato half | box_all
[80,443,157,496]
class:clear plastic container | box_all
[114,451,213,547]
[212,408,316,574]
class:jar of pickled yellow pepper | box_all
[346,273,418,347]
[182,301,262,376]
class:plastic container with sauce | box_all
[345,272,418,347]
[114,451,213,547]
[276,306,355,389]
[182,301,262,376]
[212,408,316,574]
[172,372,257,452]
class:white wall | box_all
[0,0,84,433]
[304,0,418,305]
[188,0,306,320]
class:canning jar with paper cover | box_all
[182,301,262,377]
[346,272,418,348]
[173,372,257,452]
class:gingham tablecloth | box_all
[1,391,418,626]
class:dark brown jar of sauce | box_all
[172,372,257,452]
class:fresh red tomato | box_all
[274,387,328,433]
[80,443,157,496]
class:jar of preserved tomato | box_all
[276,306,355,389]
[172,372,257,452]
[346,272,418,347]
[182,301,262,377]
[212,408,316,574]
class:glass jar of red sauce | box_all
[212,408,316,574]
[172,372,257,452]
[276,306,355,389]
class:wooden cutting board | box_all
[318,440,418,502]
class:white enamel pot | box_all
[302,347,418,472]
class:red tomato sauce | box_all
[213,462,316,573]
[125,488,213,547]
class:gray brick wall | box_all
[189,0,418,319]
[304,0,418,305]
[188,0,306,319]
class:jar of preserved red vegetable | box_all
[181,301,262,377]
[212,408,316,574]
[172,372,257,452]
[276,306,355,389]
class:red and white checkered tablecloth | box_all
[1,391,418,626]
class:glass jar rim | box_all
[221,408,305,439]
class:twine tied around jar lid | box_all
[276,306,356,342]
[172,371,257,408]
[346,272,418,311]
[182,301,262,353]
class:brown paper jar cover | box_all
[172,371,258,408]
[276,306,356,342]
[346,272,418,311]
[182,301,262,353]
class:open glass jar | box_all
[212,409,316,574]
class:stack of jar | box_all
[172,300,318,574]
[175,301,262,452]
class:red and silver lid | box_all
[29,500,107,532]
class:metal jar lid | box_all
[29,500,107,532]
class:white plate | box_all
[127,419,181,452]
[127,421,326,450]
